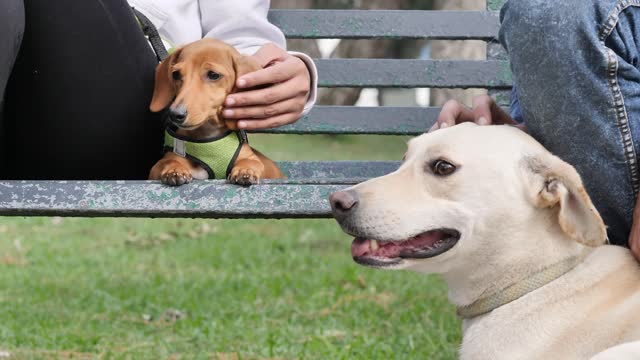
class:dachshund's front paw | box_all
[161,168,193,186]
[228,167,260,187]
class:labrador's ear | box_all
[521,154,607,246]
[150,48,183,112]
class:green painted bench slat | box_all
[268,10,500,40]
[0,161,401,217]
[256,106,435,135]
[315,59,512,88]
[0,181,346,218]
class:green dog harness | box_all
[164,127,247,179]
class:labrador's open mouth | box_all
[351,229,460,267]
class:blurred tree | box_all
[429,0,487,106]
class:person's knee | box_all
[499,0,593,53]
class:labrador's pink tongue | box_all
[351,238,371,257]
[350,231,446,258]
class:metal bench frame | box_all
[0,0,510,218]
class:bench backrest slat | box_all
[315,59,511,88]
[268,10,500,40]
[258,106,437,135]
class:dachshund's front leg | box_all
[149,153,194,186]
[228,144,265,187]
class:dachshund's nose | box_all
[329,190,359,215]
[169,106,187,125]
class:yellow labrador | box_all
[330,123,640,360]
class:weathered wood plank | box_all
[315,59,512,88]
[268,10,500,40]
[256,106,435,135]
[0,162,402,217]
[0,181,346,218]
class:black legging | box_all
[1,0,163,180]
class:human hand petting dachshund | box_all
[222,43,311,130]
[435,95,640,261]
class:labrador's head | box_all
[149,38,260,130]
[330,123,606,273]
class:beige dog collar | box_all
[456,249,593,319]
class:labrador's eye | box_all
[172,70,181,81]
[207,71,222,81]
[431,160,456,176]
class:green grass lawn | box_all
[0,135,461,359]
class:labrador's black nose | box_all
[169,106,187,124]
[329,190,359,215]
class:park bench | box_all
[0,1,510,218]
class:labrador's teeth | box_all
[371,240,379,251]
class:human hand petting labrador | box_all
[222,43,311,130]
[430,95,526,132]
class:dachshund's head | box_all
[150,38,261,130]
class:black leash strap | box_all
[132,8,169,62]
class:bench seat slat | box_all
[0,181,347,218]
[256,106,510,135]
[315,59,512,88]
[0,162,401,218]
[268,10,500,40]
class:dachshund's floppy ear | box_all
[521,154,607,246]
[150,48,183,112]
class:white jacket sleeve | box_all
[200,0,317,115]
[200,0,284,55]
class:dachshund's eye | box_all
[207,71,222,81]
[172,70,181,81]
[431,160,456,176]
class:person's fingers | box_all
[471,95,496,125]
[223,97,305,120]
[226,79,304,107]
[472,95,517,126]
[236,58,301,89]
[435,99,475,130]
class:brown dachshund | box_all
[148,38,284,186]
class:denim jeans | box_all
[500,0,640,246]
